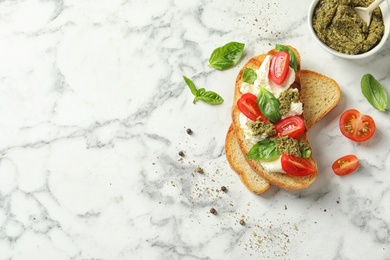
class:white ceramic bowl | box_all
[308,0,390,59]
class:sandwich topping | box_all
[240,54,295,98]
[278,88,302,117]
[237,45,315,176]
[247,119,275,137]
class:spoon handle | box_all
[367,0,385,13]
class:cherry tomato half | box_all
[274,116,305,139]
[281,154,316,176]
[339,109,376,142]
[269,51,290,85]
[237,93,266,121]
[332,154,359,176]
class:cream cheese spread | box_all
[261,156,284,172]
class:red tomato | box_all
[274,116,305,139]
[237,93,266,121]
[339,109,376,142]
[332,154,359,176]
[269,51,290,85]
[281,154,316,176]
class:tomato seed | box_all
[345,124,353,133]
[338,160,346,167]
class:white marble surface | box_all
[0,0,389,259]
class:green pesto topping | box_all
[275,136,311,158]
[299,140,312,158]
[278,88,299,116]
[247,119,276,137]
[275,136,301,157]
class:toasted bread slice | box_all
[225,70,341,194]
[229,47,340,191]
[225,124,271,194]
[300,70,342,130]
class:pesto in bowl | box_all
[308,0,390,59]
[313,0,384,55]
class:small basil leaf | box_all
[275,44,298,71]
[197,88,206,95]
[183,76,199,96]
[196,90,224,105]
[183,76,224,105]
[247,139,281,161]
[242,68,257,83]
[209,42,245,70]
[193,88,206,103]
[302,148,311,159]
[361,74,388,111]
[257,87,281,123]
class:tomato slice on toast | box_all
[274,116,305,139]
[237,93,266,121]
[281,154,316,176]
[269,51,290,85]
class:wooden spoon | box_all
[354,0,385,26]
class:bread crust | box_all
[225,124,271,194]
[231,47,317,190]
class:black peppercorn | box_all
[186,128,193,135]
[210,208,217,214]
[221,186,227,192]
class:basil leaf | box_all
[257,87,281,122]
[275,44,298,71]
[242,68,257,83]
[197,88,206,96]
[194,88,206,103]
[183,76,198,96]
[196,89,224,105]
[247,139,281,161]
[361,74,388,111]
[183,76,224,105]
[209,42,245,70]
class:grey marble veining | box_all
[0,0,389,259]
